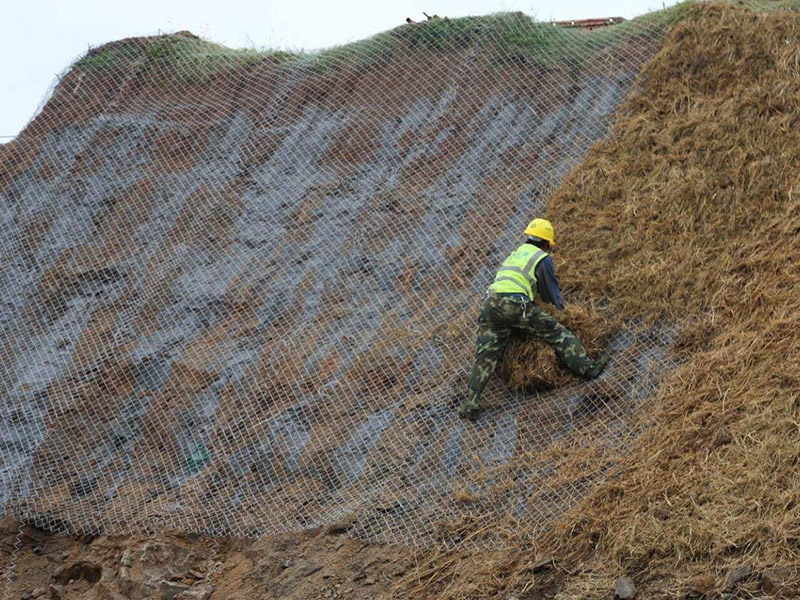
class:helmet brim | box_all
[524,233,555,247]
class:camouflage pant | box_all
[465,294,594,409]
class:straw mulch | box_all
[499,303,612,392]
[403,2,800,597]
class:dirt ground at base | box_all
[0,516,422,600]
[0,517,643,600]
[6,517,795,600]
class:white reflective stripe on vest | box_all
[522,248,546,278]
[505,248,546,288]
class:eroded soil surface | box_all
[1,517,414,600]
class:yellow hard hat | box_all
[524,218,556,247]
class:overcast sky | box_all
[2,0,676,139]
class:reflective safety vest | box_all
[487,243,548,301]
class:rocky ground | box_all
[0,517,415,600]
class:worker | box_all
[459,218,608,421]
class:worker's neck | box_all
[526,239,548,250]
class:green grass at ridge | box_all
[76,33,291,80]
[73,1,795,82]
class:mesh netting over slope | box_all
[2,10,681,546]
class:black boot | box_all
[583,353,608,380]
[458,401,483,422]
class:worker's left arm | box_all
[535,256,565,310]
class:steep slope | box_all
[0,11,674,547]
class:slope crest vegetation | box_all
[73,8,685,77]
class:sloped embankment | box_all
[2,2,798,599]
[0,10,674,548]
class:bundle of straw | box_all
[499,303,611,392]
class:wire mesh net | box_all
[2,9,685,547]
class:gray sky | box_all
[2,0,675,139]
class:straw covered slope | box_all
[408,3,800,597]
[548,0,800,567]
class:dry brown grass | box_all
[400,2,800,597]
